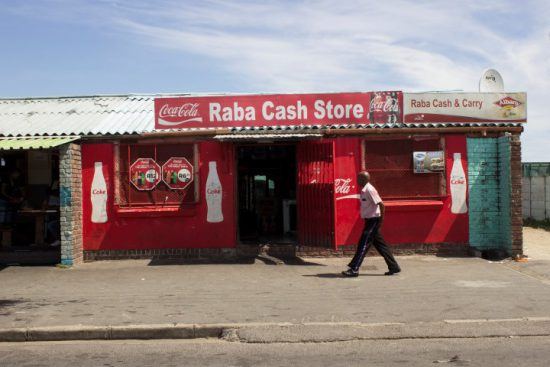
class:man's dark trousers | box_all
[348,217,400,272]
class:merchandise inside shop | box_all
[0,149,60,263]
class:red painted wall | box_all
[82,136,468,251]
[82,142,237,250]
[334,135,469,247]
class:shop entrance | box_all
[236,140,336,248]
[237,144,297,244]
[0,150,61,265]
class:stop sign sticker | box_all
[162,157,194,190]
[130,158,161,191]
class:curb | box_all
[0,324,226,343]
[1,319,550,343]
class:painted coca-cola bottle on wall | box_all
[206,161,223,223]
[450,153,468,214]
[91,162,108,223]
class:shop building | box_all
[0,91,525,265]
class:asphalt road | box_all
[2,336,550,367]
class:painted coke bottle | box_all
[91,162,108,223]
[206,161,223,223]
[450,153,467,214]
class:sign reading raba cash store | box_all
[130,158,161,191]
[154,92,402,129]
[162,157,194,190]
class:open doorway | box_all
[237,144,297,244]
[0,150,60,265]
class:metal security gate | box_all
[297,141,336,248]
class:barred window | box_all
[363,136,444,199]
[116,143,198,207]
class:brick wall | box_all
[510,134,523,255]
[468,138,502,249]
[498,136,512,247]
[467,135,520,256]
[59,143,83,265]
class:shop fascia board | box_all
[325,126,523,137]
[77,125,523,142]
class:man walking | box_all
[342,171,401,277]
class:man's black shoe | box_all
[384,269,401,276]
[342,269,359,277]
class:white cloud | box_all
[5,0,550,160]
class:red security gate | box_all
[297,141,336,248]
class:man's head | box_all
[357,171,370,187]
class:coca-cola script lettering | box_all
[335,178,353,194]
[369,95,399,113]
[158,103,203,125]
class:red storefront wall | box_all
[82,136,468,251]
[82,141,237,250]
[334,135,469,246]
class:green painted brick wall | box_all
[498,136,512,248]
[467,137,512,252]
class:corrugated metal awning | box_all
[0,136,80,150]
[213,133,323,141]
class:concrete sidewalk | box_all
[1,254,550,333]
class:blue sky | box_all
[0,0,548,161]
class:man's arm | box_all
[378,201,385,226]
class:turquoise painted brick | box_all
[467,137,511,252]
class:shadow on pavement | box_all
[303,273,386,278]
[255,257,327,266]
[147,258,256,266]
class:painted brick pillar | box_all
[510,134,523,256]
[59,143,83,265]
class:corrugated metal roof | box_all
[0,94,523,138]
[228,122,522,132]
[0,95,154,137]
[0,136,80,150]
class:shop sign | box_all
[413,151,445,173]
[404,93,526,123]
[162,157,194,190]
[130,158,161,191]
[155,92,403,129]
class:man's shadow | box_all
[303,273,385,278]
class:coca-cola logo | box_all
[207,188,221,195]
[494,97,522,108]
[450,179,465,185]
[335,178,353,194]
[369,94,399,113]
[92,189,106,195]
[158,103,203,125]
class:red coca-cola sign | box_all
[368,91,401,124]
[158,103,202,125]
[162,157,194,190]
[155,92,403,129]
[129,158,161,191]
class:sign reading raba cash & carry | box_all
[404,93,526,123]
[154,92,402,129]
